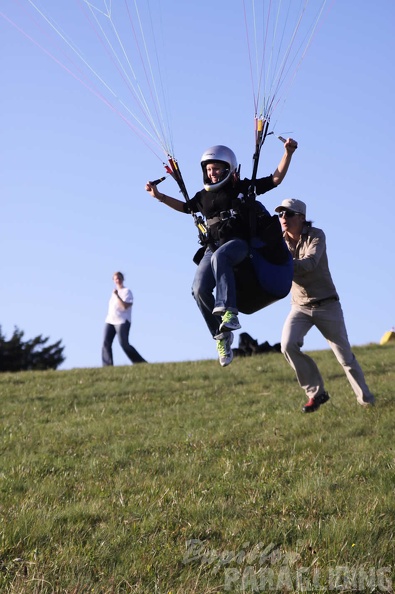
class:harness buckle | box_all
[220,209,237,221]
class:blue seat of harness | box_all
[234,239,293,314]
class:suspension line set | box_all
[164,156,208,246]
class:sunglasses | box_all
[278,210,301,218]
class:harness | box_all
[206,209,239,227]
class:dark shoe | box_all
[302,392,330,413]
[357,395,375,407]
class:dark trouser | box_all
[102,321,146,366]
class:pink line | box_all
[1,9,162,160]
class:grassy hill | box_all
[1,342,394,593]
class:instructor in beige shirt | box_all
[276,198,375,413]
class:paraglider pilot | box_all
[145,138,297,367]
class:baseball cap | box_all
[275,198,306,216]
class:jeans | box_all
[102,320,146,366]
[281,301,374,404]
[191,239,249,337]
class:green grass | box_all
[1,342,394,593]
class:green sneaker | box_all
[219,310,241,332]
[216,332,234,367]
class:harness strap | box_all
[206,217,221,227]
[206,210,238,227]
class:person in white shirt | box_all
[102,271,146,366]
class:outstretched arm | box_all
[272,137,298,186]
[145,181,186,213]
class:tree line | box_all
[0,326,65,372]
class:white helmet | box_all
[200,145,238,192]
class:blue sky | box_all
[1,1,394,370]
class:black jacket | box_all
[184,175,276,243]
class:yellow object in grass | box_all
[380,329,395,345]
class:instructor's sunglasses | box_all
[278,210,300,218]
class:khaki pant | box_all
[281,300,374,405]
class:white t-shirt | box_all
[105,287,133,325]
